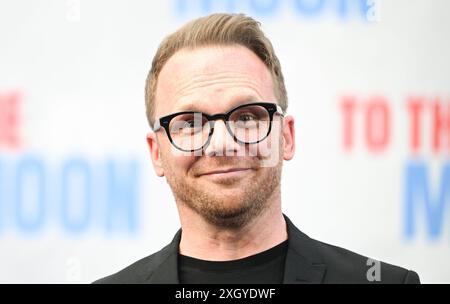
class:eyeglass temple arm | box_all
[152,119,161,132]
[276,104,285,116]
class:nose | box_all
[203,120,240,157]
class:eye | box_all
[179,120,204,135]
[170,113,208,134]
[237,113,257,122]
[183,120,196,128]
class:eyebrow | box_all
[174,95,262,114]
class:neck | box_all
[177,193,287,261]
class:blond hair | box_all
[145,13,288,127]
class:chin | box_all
[202,206,254,229]
[211,192,248,203]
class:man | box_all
[96,13,420,284]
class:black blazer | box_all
[95,216,420,284]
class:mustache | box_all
[191,156,260,176]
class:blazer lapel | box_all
[283,216,327,283]
[144,230,181,283]
[143,217,327,284]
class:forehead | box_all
[155,45,275,116]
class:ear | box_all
[282,115,295,161]
[146,132,165,177]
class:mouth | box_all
[198,167,254,180]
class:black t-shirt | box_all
[178,240,288,284]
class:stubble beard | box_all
[163,155,282,229]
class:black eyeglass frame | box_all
[152,102,284,152]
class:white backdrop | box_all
[0,0,449,283]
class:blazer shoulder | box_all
[311,238,420,284]
[93,242,174,284]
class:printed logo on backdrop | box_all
[0,91,140,236]
[340,95,450,240]
[174,0,381,22]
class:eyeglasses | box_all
[152,102,284,152]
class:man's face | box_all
[147,45,295,228]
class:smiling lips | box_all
[199,167,253,178]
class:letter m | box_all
[404,161,450,239]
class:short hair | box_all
[145,13,288,128]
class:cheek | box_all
[160,147,197,177]
[255,127,282,168]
